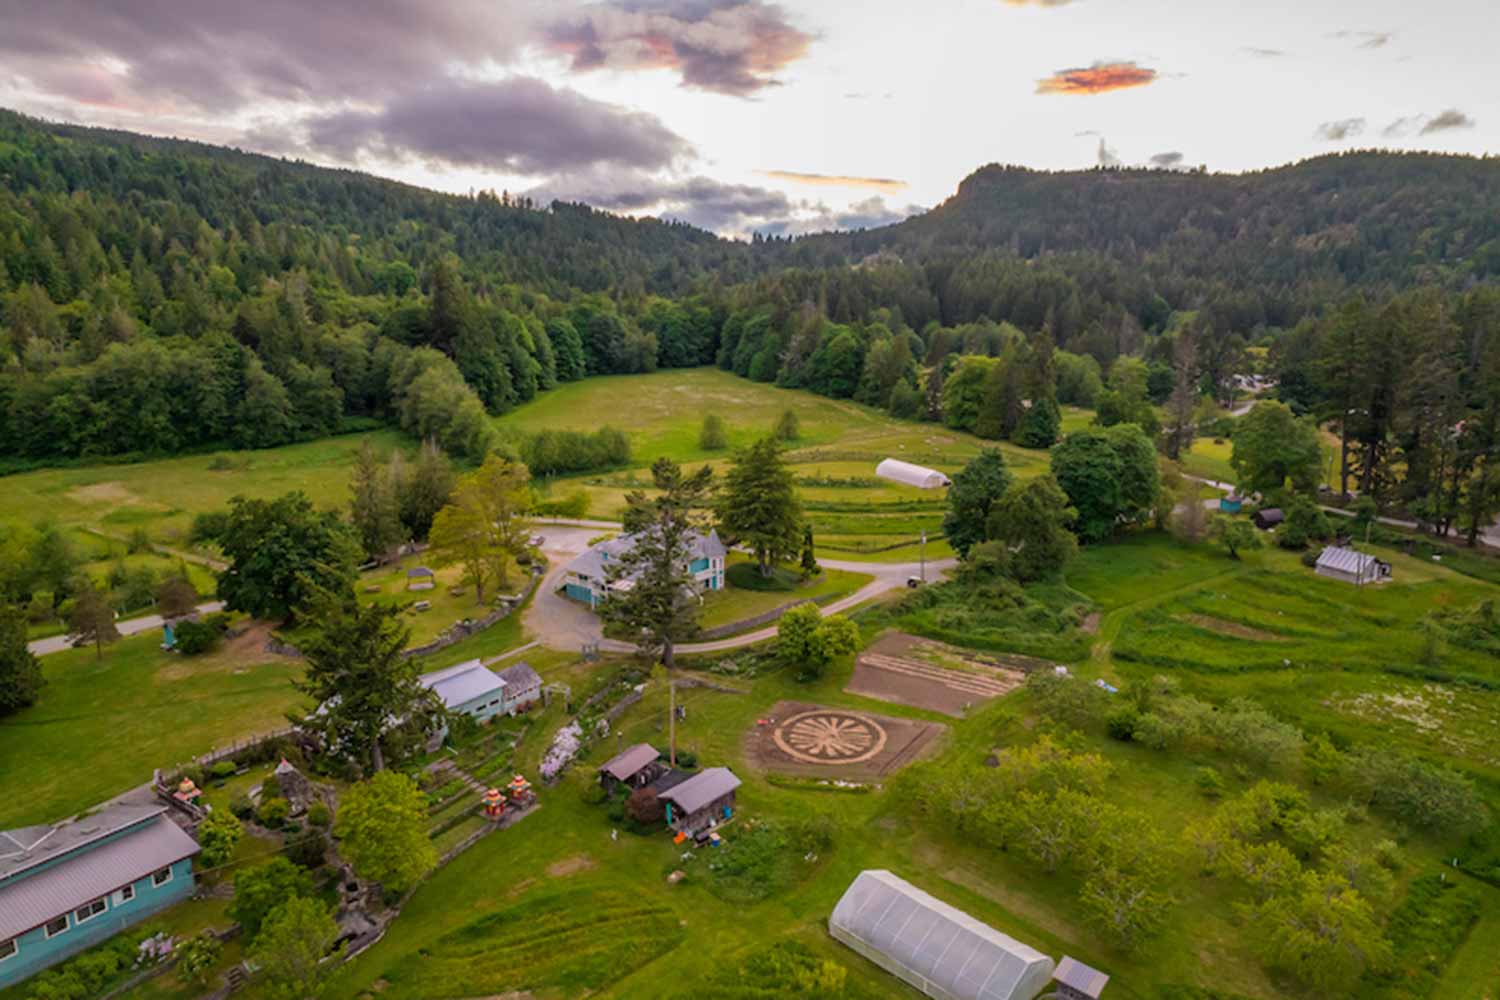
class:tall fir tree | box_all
[717,437,803,577]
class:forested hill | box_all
[0,109,752,298]
[775,153,1500,328]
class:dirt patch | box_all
[845,632,1028,716]
[66,481,158,507]
[545,855,596,878]
[1081,612,1102,634]
[1179,613,1287,642]
[745,701,945,781]
[156,621,281,680]
[506,877,538,898]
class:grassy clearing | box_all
[697,557,871,631]
[0,626,303,828]
[356,560,521,646]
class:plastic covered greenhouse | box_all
[829,870,1056,1000]
[875,458,951,490]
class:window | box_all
[74,898,106,923]
[152,867,173,887]
[114,884,136,905]
[0,937,16,961]
[44,916,68,938]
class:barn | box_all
[829,870,1055,1000]
[1315,546,1391,585]
[876,459,951,490]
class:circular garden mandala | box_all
[772,709,889,765]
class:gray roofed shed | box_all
[829,870,1055,1000]
[658,767,741,815]
[1053,956,1109,999]
[497,661,542,690]
[0,813,200,940]
[1315,545,1389,585]
[419,660,506,710]
[599,743,662,782]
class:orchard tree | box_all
[777,604,860,681]
[230,857,315,942]
[67,584,119,660]
[1231,401,1323,494]
[1246,872,1392,992]
[429,453,532,604]
[942,449,1014,558]
[718,437,802,577]
[202,492,361,621]
[349,439,402,560]
[599,458,715,668]
[0,606,44,715]
[292,597,443,774]
[1212,518,1262,560]
[249,897,342,1000]
[986,476,1078,582]
[333,770,437,892]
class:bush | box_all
[1195,766,1226,798]
[698,413,728,450]
[22,931,147,1000]
[306,801,331,827]
[1300,549,1319,568]
[229,795,254,820]
[209,760,238,780]
[256,796,290,829]
[286,829,327,870]
[176,932,223,987]
[522,426,631,476]
[174,617,224,655]
[197,808,244,868]
[674,749,699,769]
[1106,707,1140,741]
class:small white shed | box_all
[1315,546,1391,585]
[876,459,951,490]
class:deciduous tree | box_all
[202,492,360,621]
[942,449,1014,558]
[333,770,437,892]
[230,857,315,942]
[985,475,1078,582]
[429,453,532,604]
[249,897,342,1000]
[1231,401,1323,495]
[67,583,119,660]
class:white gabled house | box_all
[562,530,727,608]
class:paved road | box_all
[524,521,956,654]
[28,601,226,657]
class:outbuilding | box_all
[0,805,200,988]
[829,870,1055,1000]
[1052,956,1109,1000]
[406,566,435,591]
[1314,546,1391,586]
[658,766,740,836]
[1252,508,1284,530]
[876,459,951,490]
[419,660,508,725]
[598,743,667,792]
[496,661,543,715]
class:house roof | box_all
[1054,957,1110,998]
[599,743,661,781]
[0,814,200,940]
[1316,545,1380,575]
[564,530,725,583]
[0,803,168,884]
[497,661,541,691]
[1255,507,1285,524]
[648,768,694,794]
[406,566,434,577]
[419,660,506,709]
[659,767,740,814]
[829,870,1054,1000]
[876,458,951,490]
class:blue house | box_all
[0,804,200,988]
[563,529,727,607]
[420,660,510,726]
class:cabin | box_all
[406,566,435,591]
[876,459,951,490]
[1252,508,1284,530]
[597,743,668,793]
[496,661,543,715]
[1315,545,1391,585]
[1052,956,1110,1000]
[0,804,200,989]
[419,660,509,725]
[829,870,1055,1000]
[563,530,727,608]
[658,767,740,836]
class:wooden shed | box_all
[598,743,666,793]
[658,767,740,836]
[1252,508,1284,530]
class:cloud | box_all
[1149,151,1185,169]
[1330,30,1393,49]
[541,0,814,97]
[289,77,692,175]
[1037,61,1158,95]
[0,0,527,114]
[1382,115,1422,138]
[1241,47,1286,57]
[758,170,908,193]
[1315,117,1366,141]
[1421,109,1476,134]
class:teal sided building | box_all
[0,804,200,988]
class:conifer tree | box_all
[349,439,402,560]
[718,437,802,577]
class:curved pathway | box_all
[28,601,225,657]
[524,520,956,653]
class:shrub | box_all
[675,749,699,769]
[698,413,728,450]
[1106,707,1140,741]
[1300,549,1319,568]
[1195,766,1226,798]
[229,795,255,820]
[256,796,290,829]
[176,932,223,987]
[209,760,238,780]
[197,808,244,868]
[773,409,800,441]
[306,801,331,827]
[286,829,327,870]
[174,617,224,655]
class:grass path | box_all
[1086,564,1254,679]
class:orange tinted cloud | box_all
[759,170,907,193]
[1036,61,1158,95]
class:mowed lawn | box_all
[0,628,305,829]
[696,556,873,631]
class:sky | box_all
[0,0,1492,237]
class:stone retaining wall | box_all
[697,588,841,641]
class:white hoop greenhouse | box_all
[829,870,1055,1000]
[876,459,951,490]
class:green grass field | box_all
[696,556,872,631]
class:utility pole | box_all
[667,671,676,766]
[920,530,927,583]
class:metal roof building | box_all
[659,767,740,816]
[1052,956,1109,999]
[599,743,663,783]
[1315,545,1390,585]
[876,459,951,490]
[419,660,506,713]
[829,870,1055,1000]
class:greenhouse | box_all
[829,870,1055,1000]
[876,458,951,490]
